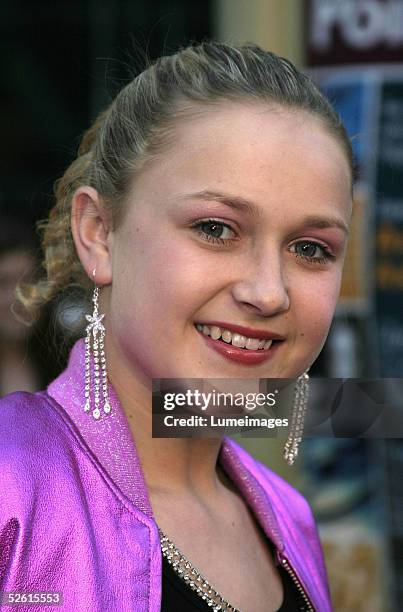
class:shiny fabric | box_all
[0,338,332,611]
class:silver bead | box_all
[84,283,112,419]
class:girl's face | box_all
[108,103,352,380]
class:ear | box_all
[70,186,113,285]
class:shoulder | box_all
[0,391,84,495]
[224,443,331,610]
[0,390,73,455]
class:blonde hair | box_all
[16,41,354,326]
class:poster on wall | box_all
[375,76,403,377]
[304,4,403,609]
[306,0,403,66]
[308,70,376,308]
[308,66,403,377]
[300,63,385,612]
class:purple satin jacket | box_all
[0,338,332,611]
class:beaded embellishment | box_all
[283,371,310,466]
[159,526,241,612]
[84,285,111,420]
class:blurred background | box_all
[1,1,402,610]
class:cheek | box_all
[144,250,207,313]
[110,235,223,378]
[113,230,217,333]
[293,271,342,351]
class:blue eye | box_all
[190,220,335,265]
[290,241,334,264]
[191,219,237,245]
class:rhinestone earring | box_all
[283,369,310,466]
[84,268,111,420]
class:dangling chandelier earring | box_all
[283,369,310,466]
[84,267,111,420]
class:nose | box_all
[231,248,290,317]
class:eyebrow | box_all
[180,189,349,235]
[182,189,263,219]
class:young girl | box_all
[0,42,353,611]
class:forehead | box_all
[174,102,349,172]
[128,102,352,222]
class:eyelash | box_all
[290,242,334,265]
[190,218,335,265]
[191,219,238,246]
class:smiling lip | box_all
[195,327,284,365]
[196,321,286,341]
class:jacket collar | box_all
[47,338,285,552]
[45,338,331,610]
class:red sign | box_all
[306,0,403,65]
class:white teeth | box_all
[232,333,247,348]
[196,323,276,350]
[245,338,261,350]
[222,330,232,343]
[210,326,221,340]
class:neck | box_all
[105,336,229,503]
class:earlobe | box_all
[70,186,113,286]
